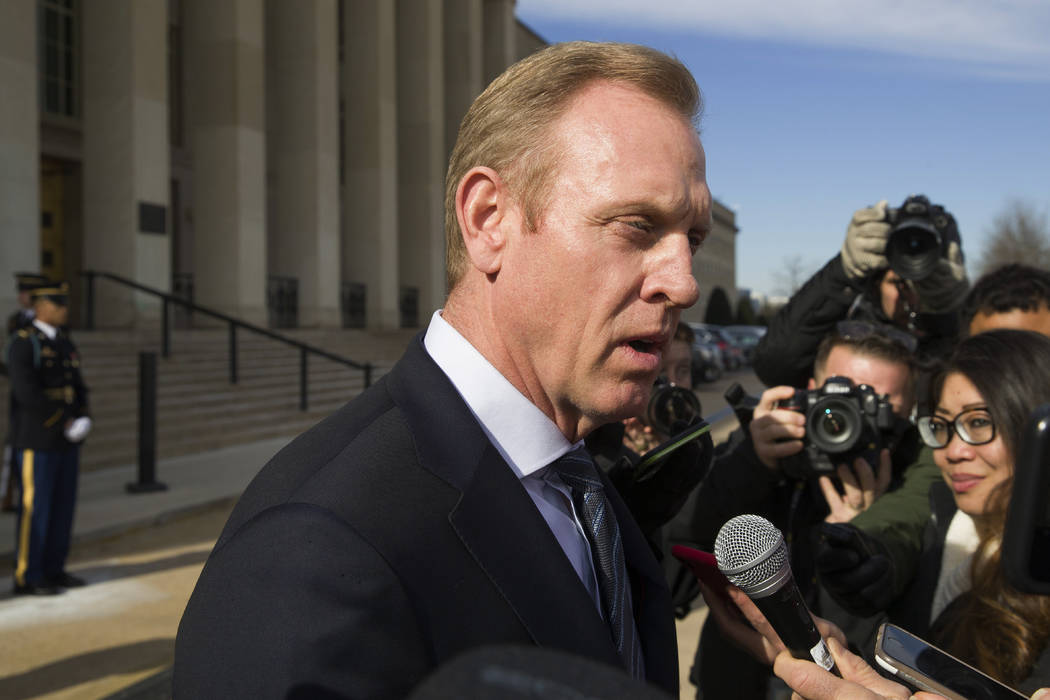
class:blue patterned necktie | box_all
[551,447,644,678]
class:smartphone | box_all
[670,544,730,598]
[874,623,1026,700]
[1003,403,1050,595]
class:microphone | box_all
[714,514,840,676]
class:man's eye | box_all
[625,219,653,232]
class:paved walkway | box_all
[1,435,295,563]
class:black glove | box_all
[815,521,896,617]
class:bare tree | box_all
[979,199,1050,276]
[772,254,814,296]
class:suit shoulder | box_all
[218,379,444,536]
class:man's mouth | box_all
[628,339,660,353]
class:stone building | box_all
[1,0,737,331]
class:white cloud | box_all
[517,0,1050,80]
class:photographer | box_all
[753,196,969,390]
[587,322,710,540]
[679,325,939,699]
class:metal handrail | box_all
[80,270,373,409]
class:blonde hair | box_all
[443,41,702,290]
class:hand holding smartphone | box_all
[670,544,730,599]
[874,623,1026,700]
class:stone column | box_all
[342,0,400,330]
[0,0,39,314]
[265,0,340,328]
[82,0,170,327]
[442,0,483,159]
[397,0,446,326]
[183,0,267,325]
[482,0,516,84]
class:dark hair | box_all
[929,329,1050,460]
[928,329,1050,685]
[961,263,1050,330]
[813,329,918,397]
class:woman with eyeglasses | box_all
[891,329,1050,693]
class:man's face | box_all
[492,82,709,440]
[969,305,1050,338]
[811,345,914,417]
[34,298,68,327]
[879,269,919,326]
[661,338,693,389]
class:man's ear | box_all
[455,166,510,276]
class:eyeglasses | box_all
[836,320,919,354]
[917,408,997,449]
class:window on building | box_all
[39,0,79,119]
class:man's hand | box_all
[820,449,892,523]
[773,637,913,700]
[750,386,806,470]
[841,201,891,282]
[622,416,663,455]
[697,581,846,667]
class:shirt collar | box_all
[423,310,576,478]
[32,318,57,339]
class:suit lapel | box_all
[386,336,677,691]
[386,337,621,664]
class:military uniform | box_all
[3,273,49,513]
[6,283,90,594]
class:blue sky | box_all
[515,0,1050,298]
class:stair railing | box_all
[81,270,373,410]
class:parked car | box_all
[722,325,767,364]
[690,323,744,370]
[690,336,722,385]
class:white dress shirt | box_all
[423,310,602,611]
[32,318,58,339]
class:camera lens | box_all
[819,409,850,438]
[807,397,861,454]
[886,219,942,281]
[648,383,702,436]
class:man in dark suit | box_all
[174,41,712,699]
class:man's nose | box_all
[643,236,699,308]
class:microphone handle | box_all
[751,579,841,677]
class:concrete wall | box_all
[21,4,737,331]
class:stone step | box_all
[0,327,415,473]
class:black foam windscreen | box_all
[406,645,673,700]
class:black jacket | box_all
[6,324,89,451]
[173,336,679,699]
[753,255,959,390]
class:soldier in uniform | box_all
[6,281,92,595]
[6,272,49,337]
[2,273,50,512]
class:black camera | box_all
[777,376,895,480]
[647,377,702,437]
[885,194,956,281]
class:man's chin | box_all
[594,390,650,425]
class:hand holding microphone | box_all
[712,514,841,675]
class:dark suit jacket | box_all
[173,335,678,699]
